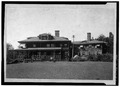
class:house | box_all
[14,30,72,62]
[73,33,107,56]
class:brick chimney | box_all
[87,32,91,41]
[55,30,59,37]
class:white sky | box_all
[5,3,116,49]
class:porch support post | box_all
[27,51,29,62]
[60,50,61,61]
[38,51,41,60]
[27,51,29,59]
[12,50,14,59]
[54,50,55,58]
[23,51,25,62]
[53,50,55,61]
[26,51,27,59]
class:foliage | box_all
[7,43,14,50]
[97,34,106,41]
[7,43,15,64]
[87,54,98,61]
[72,53,113,62]
[97,32,114,54]
[87,54,113,62]
[7,51,25,64]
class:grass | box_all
[6,61,113,80]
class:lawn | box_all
[6,61,113,80]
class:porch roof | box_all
[73,40,107,45]
[14,47,62,51]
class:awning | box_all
[14,47,62,51]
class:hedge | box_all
[72,53,113,62]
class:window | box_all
[42,36,47,40]
[64,44,68,47]
[60,44,62,47]
[51,44,54,47]
[47,44,50,47]
[33,44,36,47]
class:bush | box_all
[79,56,88,61]
[7,50,25,64]
[102,53,113,62]
[87,54,97,61]
[7,50,14,64]
[87,53,113,62]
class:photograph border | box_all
[1,1,119,86]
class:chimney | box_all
[87,32,91,41]
[55,30,59,37]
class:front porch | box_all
[8,47,70,63]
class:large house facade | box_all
[14,30,72,62]
[8,31,108,63]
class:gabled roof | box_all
[73,40,107,45]
[18,35,70,43]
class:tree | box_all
[97,34,106,41]
[97,33,114,54]
[108,32,114,54]
[6,43,14,64]
[7,43,14,50]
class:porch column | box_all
[101,44,103,54]
[60,50,61,61]
[54,50,55,60]
[27,51,29,59]
[13,50,15,59]
[38,52,41,60]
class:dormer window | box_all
[42,36,47,40]
[38,33,54,40]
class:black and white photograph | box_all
[2,1,118,85]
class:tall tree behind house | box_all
[97,32,114,54]
[7,43,14,63]
[7,43,14,50]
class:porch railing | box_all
[23,55,61,62]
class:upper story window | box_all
[42,36,47,40]
[64,44,68,47]
[51,44,55,47]
[33,44,36,47]
[60,44,62,47]
[47,44,50,47]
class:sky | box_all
[5,3,116,49]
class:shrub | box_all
[87,54,98,61]
[87,53,113,62]
[7,50,25,64]
[102,53,113,62]
[97,54,104,61]
[79,56,88,61]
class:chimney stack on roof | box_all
[55,30,60,37]
[87,32,91,41]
